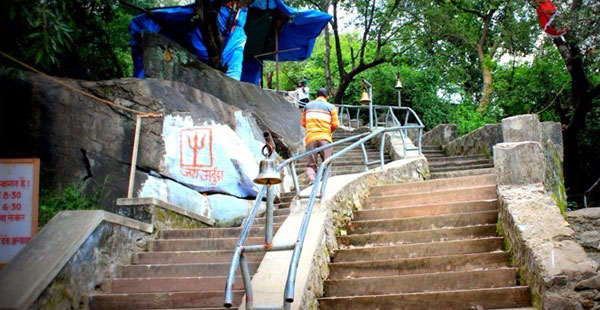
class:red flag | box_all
[535,0,566,36]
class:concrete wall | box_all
[422,124,457,147]
[444,124,503,158]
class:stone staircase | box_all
[86,129,380,309]
[85,194,296,309]
[423,146,494,179]
[318,173,534,310]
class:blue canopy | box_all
[129,0,332,84]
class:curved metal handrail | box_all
[224,107,425,309]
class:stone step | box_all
[118,262,260,278]
[427,154,486,163]
[429,158,493,168]
[423,153,446,158]
[149,237,264,252]
[422,149,445,154]
[160,225,281,239]
[325,268,518,296]
[332,237,504,262]
[87,290,244,309]
[430,163,494,173]
[348,211,498,234]
[366,185,497,208]
[431,168,496,179]
[254,214,288,225]
[134,250,263,264]
[369,174,496,197]
[422,146,442,151]
[318,286,531,310]
[328,251,511,279]
[105,276,243,293]
[338,224,497,247]
[354,199,498,221]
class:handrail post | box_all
[360,143,369,172]
[240,254,254,309]
[319,164,333,203]
[380,132,386,170]
[290,161,301,197]
[265,185,274,245]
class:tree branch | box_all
[449,0,484,18]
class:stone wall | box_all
[422,124,457,147]
[566,208,600,266]
[497,185,599,310]
[443,124,503,157]
[501,115,566,211]
[296,157,428,308]
[32,222,150,309]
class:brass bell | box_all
[359,90,371,104]
[395,75,403,90]
[254,158,282,185]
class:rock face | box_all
[0,69,300,225]
[567,208,600,266]
[140,33,304,157]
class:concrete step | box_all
[431,168,495,179]
[325,268,518,296]
[318,286,531,310]
[332,237,504,262]
[87,290,244,309]
[160,225,281,239]
[328,251,511,279]
[118,262,260,278]
[430,163,494,173]
[427,154,486,163]
[422,146,442,151]
[105,276,243,293]
[366,185,497,208]
[133,250,263,265]
[369,174,496,197]
[354,199,498,221]
[254,214,287,225]
[338,224,497,247]
[429,158,493,168]
[348,211,498,234]
[149,237,264,252]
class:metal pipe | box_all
[265,185,274,245]
[243,242,296,253]
[224,246,243,307]
[290,161,301,196]
[319,164,333,203]
[360,143,369,172]
[380,132,386,170]
[240,254,254,309]
[127,115,143,198]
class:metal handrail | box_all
[224,108,424,309]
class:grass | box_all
[38,182,105,229]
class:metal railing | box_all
[224,108,424,310]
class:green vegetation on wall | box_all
[38,183,105,229]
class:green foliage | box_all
[38,182,105,229]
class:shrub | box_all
[38,182,104,229]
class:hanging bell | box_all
[395,76,403,90]
[359,90,371,105]
[254,158,282,185]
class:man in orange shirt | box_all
[301,88,339,185]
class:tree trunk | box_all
[553,35,597,201]
[323,25,336,97]
[477,49,493,113]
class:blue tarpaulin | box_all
[129,0,332,84]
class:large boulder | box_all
[140,32,304,157]
[0,72,298,225]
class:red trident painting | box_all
[179,128,213,168]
